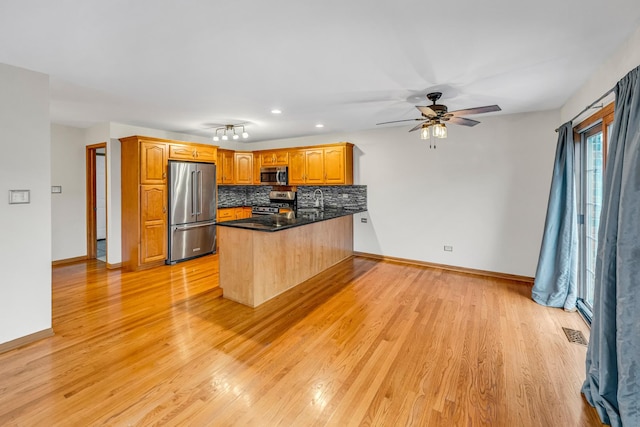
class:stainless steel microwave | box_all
[260,166,288,185]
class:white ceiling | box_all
[1,1,639,143]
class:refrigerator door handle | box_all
[198,169,203,215]
[191,170,197,216]
[173,222,216,231]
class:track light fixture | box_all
[212,124,249,142]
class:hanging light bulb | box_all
[221,130,228,141]
[241,126,249,138]
[212,135,219,142]
[420,124,429,140]
[232,129,239,140]
[433,123,447,138]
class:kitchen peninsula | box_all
[216,208,365,307]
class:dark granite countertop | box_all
[217,204,252,209]
[216,207,367,232]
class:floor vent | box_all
[562,327,588,346]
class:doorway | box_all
[86,143,107,262]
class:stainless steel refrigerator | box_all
[167,160,217,264]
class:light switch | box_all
[51,186,62,194]
[9,190,30,204]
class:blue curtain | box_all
[532,122,578,311]
[582,66,640,426]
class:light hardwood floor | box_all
[0,255,600,426]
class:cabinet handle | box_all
[162,172,166,179]
[163,206,166,213]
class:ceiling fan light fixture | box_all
[433,123,447,139]
[420,124,429,140]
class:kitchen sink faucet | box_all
[313,189,324,209]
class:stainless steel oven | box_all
[251,190,296,217]
[260,166,288,185]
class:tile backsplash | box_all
[296,186,367,209]
[217,185,367,210]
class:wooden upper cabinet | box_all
[288,150,306,185]
[169,143,217,162]
[324,145,352,184]
[217,149,234,184]
[164,142,352,186]
[253,154,262,184]
[305,149,325,184]
[260,150,289,166]
[287,143,353,185]
[140,141,167,184]
[234,152,253,185]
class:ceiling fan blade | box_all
[416,106,437,117]
[447,105,501,117]
[408,123,426,132]
[445,116,481,127]
[376,118,425,125]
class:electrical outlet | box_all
[444,245,453,252]
[361,217,367,223]
[342,194,349,199]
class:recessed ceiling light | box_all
[271,109,282,114]
[315,124,324,128]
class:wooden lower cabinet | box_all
[217,208,235,222]
[140,185,167,264]
[217,207,252,222]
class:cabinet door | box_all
[253,154,262,184]
[260,152,276,166]
[217,150,234,184]
[305,149,325,184]
[140,142,166,184]
[234,152,253,184]
[288,150,306,184]
[323,146,346,184]
[168,144,195,160]
[217,208,235,222]
[140,185,167,263]
[194,146,217,162]
[273,151,289,166]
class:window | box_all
[574,103,614,323]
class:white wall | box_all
[562,25,640,122]
[0,63,51,344]
[246,110,559,277]
[51,124,87,261]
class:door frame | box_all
[86,142,107,260]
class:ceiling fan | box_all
[376,92,501,144]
